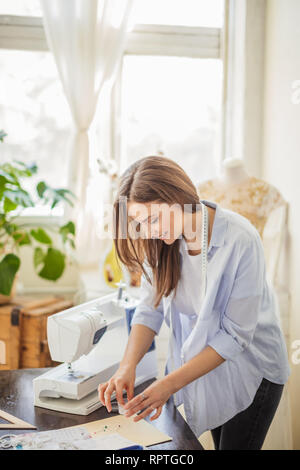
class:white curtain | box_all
[40,0,134,266]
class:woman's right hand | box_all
[98,363,136,412]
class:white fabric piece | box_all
[40,0,134,265]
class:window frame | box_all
[221,0,266,176]
[0,15,223,56]
[0,15,47,50]
[111,22,225,175]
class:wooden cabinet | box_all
[0,295,73,370]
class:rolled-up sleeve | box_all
[208,235,265,361]
[130,268,164,335]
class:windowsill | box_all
[13,207,64,225]
[79,266,143,302]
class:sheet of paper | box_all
[75,414,172,447]
[8,414,172,449]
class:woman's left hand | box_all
[123,378,174,422]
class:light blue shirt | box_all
[131,199,291,437]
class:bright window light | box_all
[120,55,223,185]
[0,0,42,16]
[131,0,224,28]
[0,49,72,215]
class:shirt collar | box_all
[179,199,228,254]
[200,199,228,250]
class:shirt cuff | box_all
[207,329,244,361]
[130,312,163,336]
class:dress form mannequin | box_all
[215,157,250,187]
[199,158,286,240]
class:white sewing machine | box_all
[33,285,158,415]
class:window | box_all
[117,0,225,185]
[0,0,42,16]
[0,1,68,216]
[0,49,72,215]
[120,55,223,185]
[131,0,224,28]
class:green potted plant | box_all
[0,130,77,301]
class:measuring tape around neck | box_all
[200,201,209,303]
[169,201,209,407]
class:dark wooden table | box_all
[0,368,203,450]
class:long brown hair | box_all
[113,156,201,308]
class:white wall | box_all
[263,0,300,449]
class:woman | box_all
[98,156,290,450]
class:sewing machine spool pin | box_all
[115,281,127,302]
[67,362,74,376]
